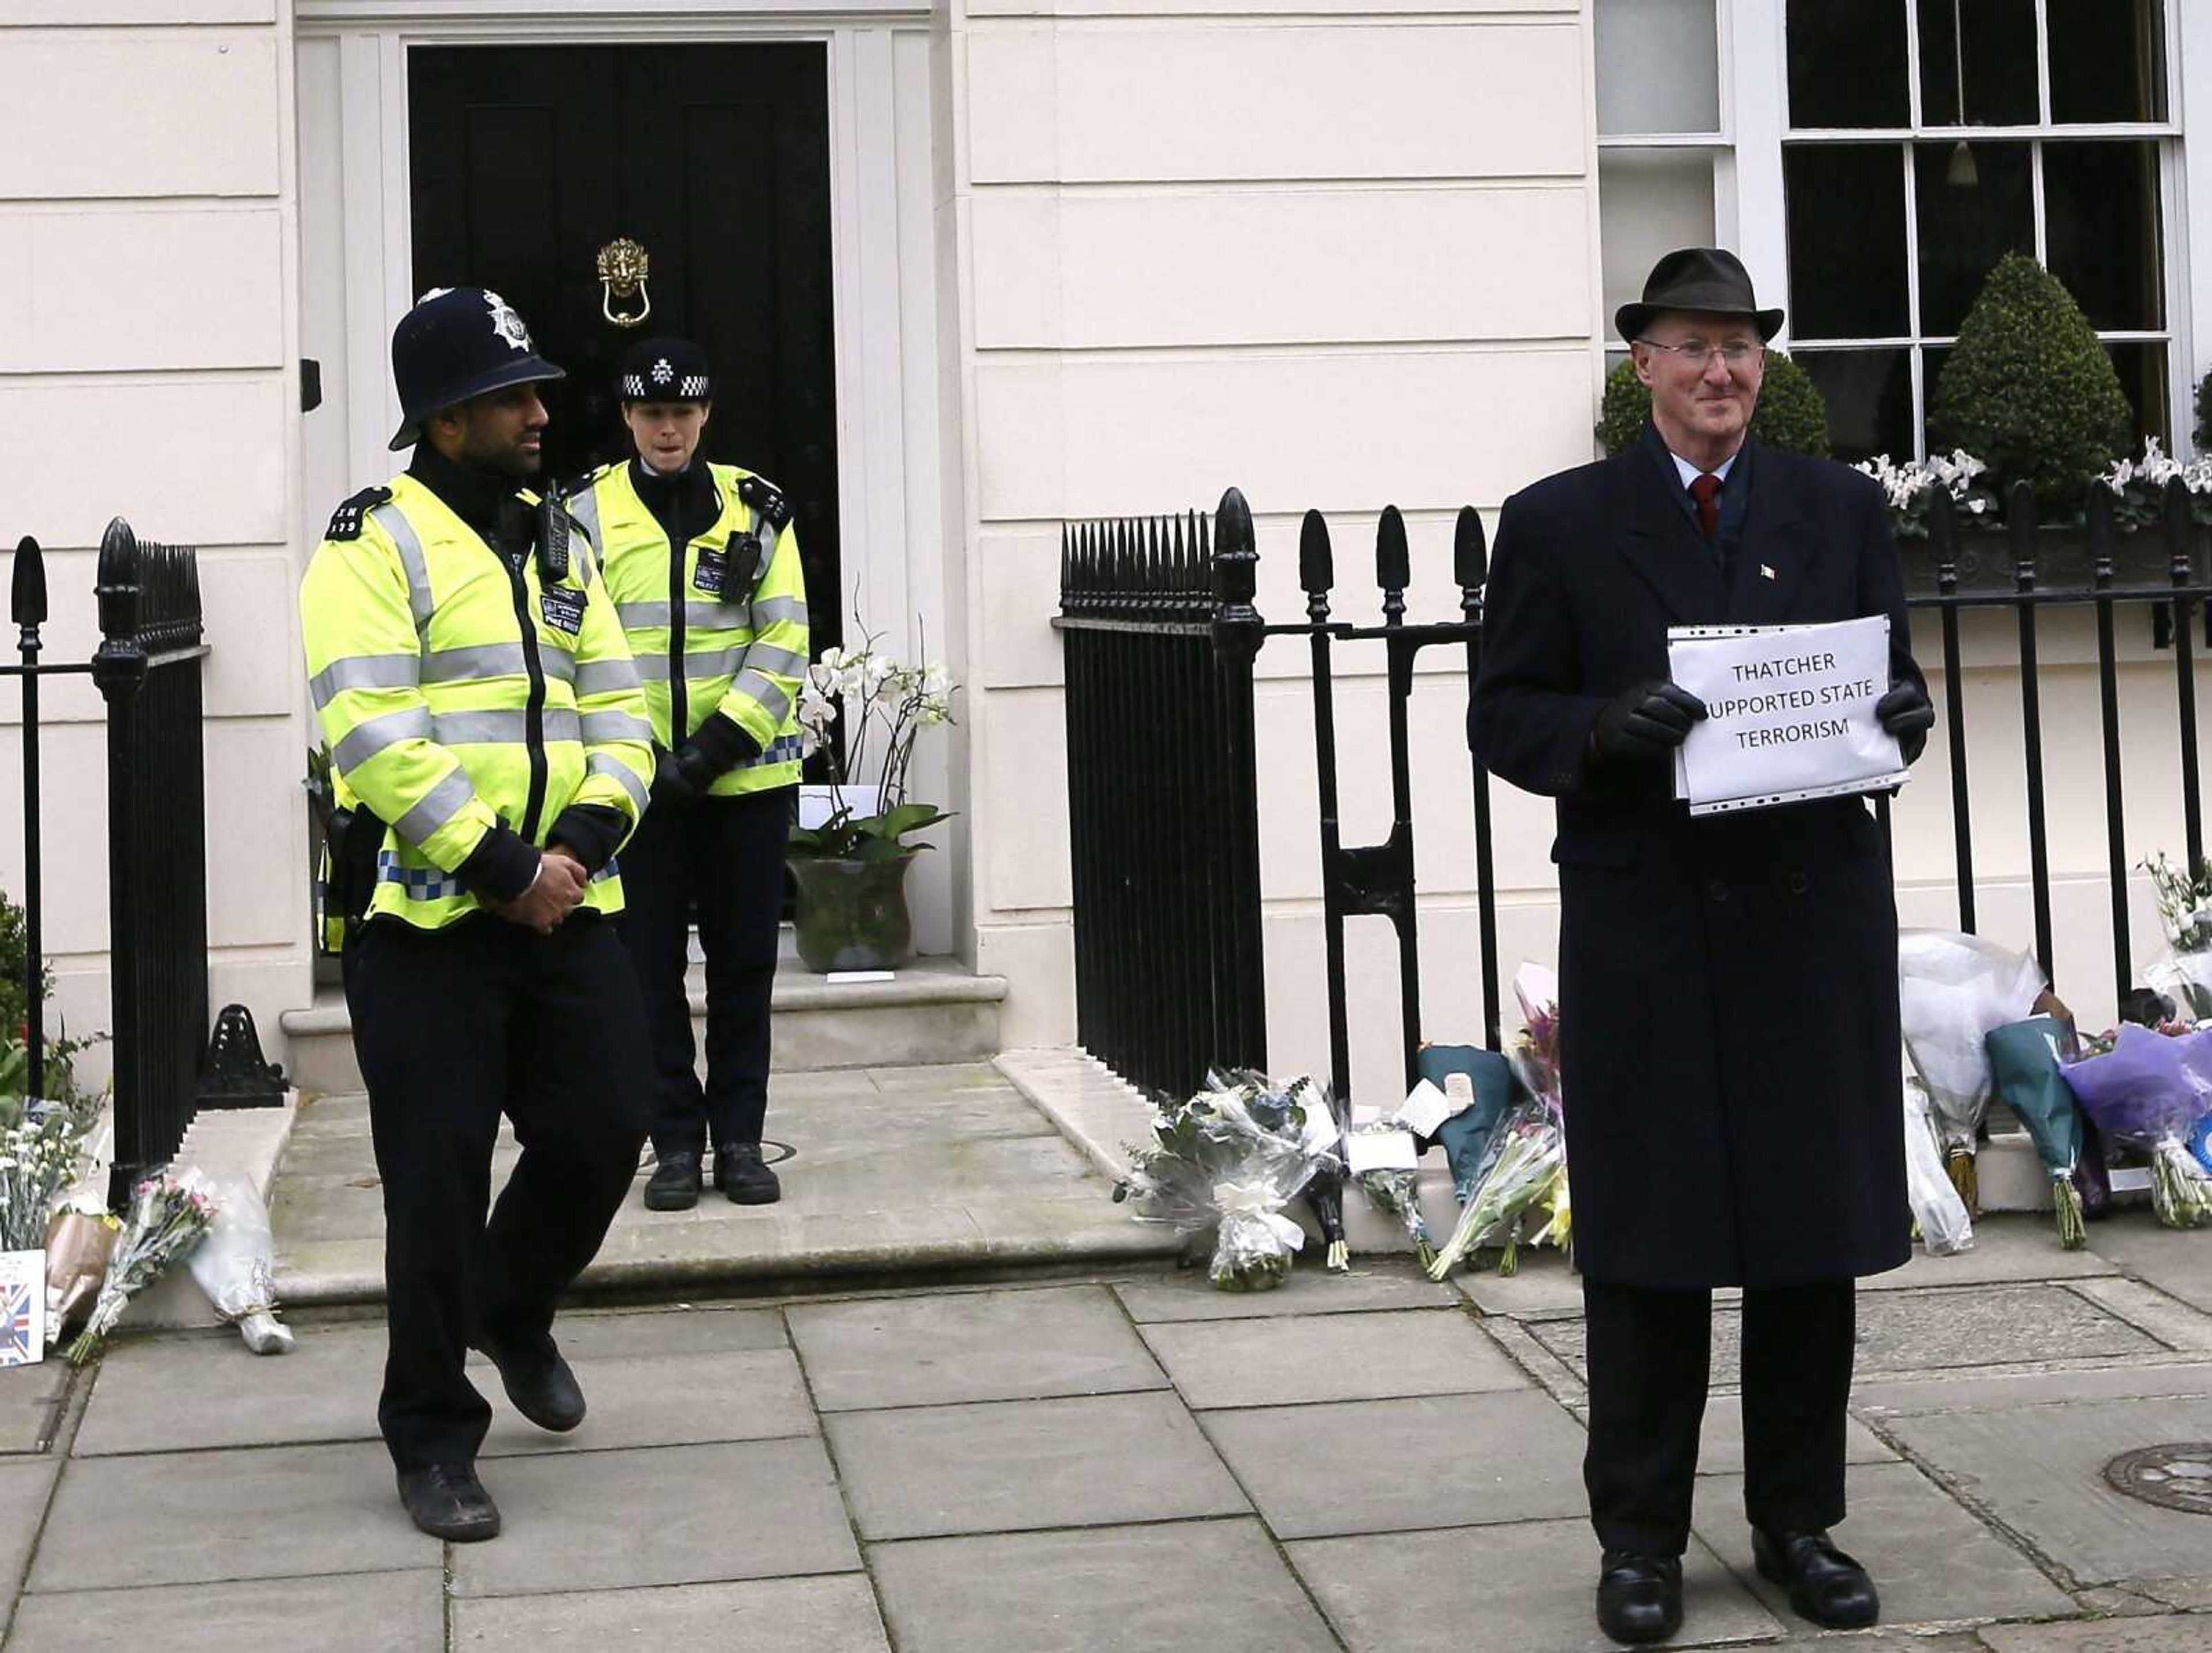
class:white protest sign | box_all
[1667,615,1907,816]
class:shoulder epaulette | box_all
[736,473,791,533]
[324,485,392,542]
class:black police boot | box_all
[1596,1550,1683,1644]
[397,1462,501,1542]
[474,1330,586,1433]
[1752,1527,1879,1629]
[715,1143,781,1205]
[644,1149,703,1211]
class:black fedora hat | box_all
[1615,248,1783,344]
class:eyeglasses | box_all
[1638,339,1764,369]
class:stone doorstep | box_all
[279,957,1008,1095]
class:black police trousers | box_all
[1582,1276,1855,1556]
[615,784,793,1157]
[344,914,649,1470]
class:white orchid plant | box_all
[789,621,959,863]
[2100,435,2212,532]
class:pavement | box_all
[2,1211,2211,1650]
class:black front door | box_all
[408,43,840,651]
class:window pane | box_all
[1787,0,1907,128]
[1797,348,1914,462]
[1596,0,1720,135]
[1785,146,1909,337]
[1600,150,1718,336]
[2048,0,2166,123]
[2105,340,2172,449]
[1914,140,2033,335]
[1918,0,2037,126]
[2044,140,2164,331]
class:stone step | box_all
[279,956,1006,1097]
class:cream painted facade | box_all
[5,1,2212,1110]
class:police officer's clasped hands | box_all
[491,845,590,935]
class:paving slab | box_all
[1286,1518,1782,1652]
[763,1087,1058,1157]
[1867,1216,2123,1290]
[0,1360,69,1455]
[75,1324,384,1455]
[1855,1361,2212,1419]
[1980,1618,2212,1651]
[450,1436,859,1597]
[450,1575,891,1650]
[9,1568,444,1652]
[788,1284,1165,1411]
[1878,1394,2212,1587]
[1139,1307,1530,1409]
[1531,1284,2167,1386]
[1203,1390,1590,1540]
[502,1302,787,1361]
[1451,1253,1588,1320]
[871,1518,1340,1653]
[1116,1259,1459,1322]
[1692,1398,1899,1477]
[2070,1277,2212,1354]
[1695,1459,2078,1627]
[0,1459,58,1612]
[825,1390,1247,1541]
[29,1442,429,1591]
[481,1347,815,1457]
[2082,1220,2212,1318]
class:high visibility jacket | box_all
[569,460,809,796]
[300,473,656,932]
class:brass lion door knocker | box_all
[597,237,651,327]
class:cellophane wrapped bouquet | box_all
[1897,930,2049,1212]
[1903,1070,1974,1255]
[1429,966,1569,1279]
[1115,1070,1337,1291]
[1351,1131,1437,1269]
[2059,1023,2212,1229]
[67,1169,217,1364]
[2142,852,2212,1021]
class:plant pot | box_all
[789,854,915,973]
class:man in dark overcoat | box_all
[1469,248,1936,1646]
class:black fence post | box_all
[1455,506,1501,1051]
[2088,488,2130,1010]
[10,538,47,1094]
[2166,477,2206,879]
[1211,488,1268,1074]
[1930,492,1976,933]
[2009,483,2054,979]
[1300,511,1352,1105]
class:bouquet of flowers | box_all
[1349,1125,1437,1269]
[1898,930,2048,1212]
[1115,1070,1335,1291]
[1429,966,1569,1279]
[1984,1017,2089,1249]
[67,1170,217,1364]
[185,1171,295,1355]
[2141,851,2212,1021]
[1903,1072,1974,1255]
[2059,1024,2212,1229]
[0,1105,84,1253]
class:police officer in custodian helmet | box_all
[299,288,657,1542]
[566,336,809,1211]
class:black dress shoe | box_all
[644,1150,703,1211]
[1753,1527,1879,1629]
[1596,1550,1683,1644]
[715,1143,782,1205]
[396,1462,501,1542]
[474,1332,586,1433]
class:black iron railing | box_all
[5,521,244,1202]
[1061,479,2212,1114]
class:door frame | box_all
[295,1,960,958]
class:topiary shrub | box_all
[1596,350,1832,458]
[2194,366,2212,453]
[1926,253,2131,518]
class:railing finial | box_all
[1453,506,1487,620]
[1375,505,1408,626]
[1299,510,1332,625]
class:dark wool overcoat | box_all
[1469,434,1921,1289]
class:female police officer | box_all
[567,336,809,1210]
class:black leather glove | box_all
[649,745,699,808]
[1591,681,1707,767]
[1876,681,1934,765]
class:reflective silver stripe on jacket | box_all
[310,653,419,711]
[749,594,808,629]
[634,645,745,683]
[368,503,436,634]
[573,656,642,698]
[567,485,601,551]
[738,643,808,681]
[586,752,650,813]
[422,642,529,685]
[729,670,792,723]
[580,710,654,745]
[392,765,477,845]
[430,708,583,746]
[615,599,738,632]
[331,706,434,771]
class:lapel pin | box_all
[1759,563,1777,581]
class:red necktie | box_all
[1690,472,1722,541]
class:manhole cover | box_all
[2104,1444,2212,1514]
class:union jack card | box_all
[0,1251,46,1367]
